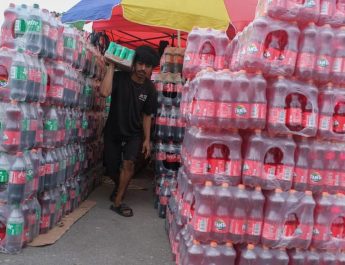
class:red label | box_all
[166,153,178,163]
[3,131,20,146]
[332,57,344,73]
[229,160,242,176]
[217,102,232,119]
[315,55,332,73]
[163,83,174,93]
[175,83,183,93]
[188,158,208,175]
[312,224,329,241]
[297,52,316,70]
[263,164,277,180]
[276,165,294,182]
[262,221,280,241]
[333,115,345,133]
[45,164,54,175]
[319,115,333,131]
[302,112,317,128]
[28,69,36,82]
[156,117,167,126]
[214,55,225,70]
[229,218,246,236]
[208,158,226,174]
[36,129,43,143]
[60,130,65,142]
[324,170,335,187]
[213,217,230,234]
[294,167,309,185]
[251,103,267,120]
[30,120,38,131]
[9,170,26,184]
[28,213,36,225]
[167,117,177,127]
[247,219,262,236]
[54,162,59,173]
[40,215,50,229]
[160,196,168,205]
[49,28,58,40]
[279,50,298,67]
[264,47,281,61]
[192,100,217,118]
[287,107,303,126]
[309,170,324,186]
[233,103,250,120]
[193,215,212,233]
[176,118,186,128]
[268,107,286,125]
[242,160,263,178]
[199,54,215,68]
[47,85,63,99]
[181,201,191,218]
[70,190,76,199]
[320,1,332,15]
[156,151,166,161]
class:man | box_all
[100,45,159,217]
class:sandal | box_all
[110,204,133,217]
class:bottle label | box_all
[45,163,54,174]
[207,158,226,174]
[263,164,277,180]
[44,120,58,131]
[262,221,280,241]
[10,66,27,81]
[245,42,261,57]
[0,170,9,183]
[156,151,166,161]
[320,1,331,15]
[304,0,316,8]
[233,103,250,119]
[40,215,50,229]
[6,222,23,236]
[155,116,167,126]
[26,169,34,181]
[28,68,36,82]
[159,196,168,205]
[36,129,43,143]
[229,160,242,177]
[319,115,333,131]
[294,167,309,185]
[9,170,26,184]
[213,217,230,234]
[229,218,246,236]
[188,158,209,175]
[332,57,343,73]
[176,118,186,128]
[297,52,315,70]
[199,54,215,68]
[193,215,211,233]
[246,219,262,236]
[309,170,324,185]
[70,190,76,199]
[242,160,262,177]
[287,107,303,126]
[217,102,232,119]
[316,55,332,73]
[278,50,298,67]
[333,115,345,133]
[264,47,281,61]
[49,28,58,41]
[30,120,38,131]
[163,83,174,93]
[251,103,267,120]
[22,119,30,131]
[27,19,42,33]
[324,170,335,187]
[166,153,177,163]
[302,112,317,128]
[276,165,294,181]
[83,86,92,95]
[64,37,76,49]
[14,19,26,35]
[28,213,36,225]
[312,225,329,241]
[268,107,286,125]
[192,100,216,118]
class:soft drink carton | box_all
[182,127,242,186]
[262,189,315,249]
[242,130,296,191]
[105,42,135,71]
[267,77,318,137]
[331,26,345,85]
[318,0,345,27]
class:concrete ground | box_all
[0,169,174,265]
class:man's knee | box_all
[123,160,135,174]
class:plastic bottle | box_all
[42,106,58,148]
[294,139,310,191]
[9,48,27,101]
[0,3,18,49]
[5,205,24,254]
[247,186,264,244]
[238,244,257,265]
[308,143,325,192]
[331,27,345,84]
[39,191,50,234]
[41,9,51,58]
[286,93,303,132]
[219,242,236,264]
[182,240,204,265]
[296,23,317,80]
[23,151,34,198]
[25,4,43,55]
[8,152,26,204]
[251,72,267,129]
[333,101,345,134]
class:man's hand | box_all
[142,140,151,159]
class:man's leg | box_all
[114,160,135,207]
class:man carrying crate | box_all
[101,45,159,217]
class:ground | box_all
[0,169,174,265]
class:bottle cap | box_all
[275,188,283,193]
[289,189,296,194]
[33,3,39,8]
[247,244,255,250]
[305,191,312,196]
[278,76,285,80]
[322,192,329,196]
[226,242,233,247]
[16,152,23,156]
[263,245,269,250]
[193,240,200,245]
[255,186,262,191]
[222,182,229,188]
[238,184,245,190]
[205,181,212,187]
[210,242,217,247]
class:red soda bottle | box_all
[286,93,303,132]
[214,30,229,71]
[296,23,317,80]
[39,191,50,234]
[319,0,336,25]
[219,242,236,264]
[207,143,229,176]
[212,183,231,243]
[182,240,204,265]
[333,101,345,134]
[331,193,345,239]
[204,241,221,263]
[2,101,22,153]
[302,86,317,134]
[0,48,13,101]
[199,29,216,68]
[191,181,214,243]
[288,248,306,265]
[0,3,18,49]
[238,244,257,265]
[279,24,299,76]
[183,28,201,79]
[293,138,310,191]
[339,150,345,193]
[308,142,325,193]
[246,186,264,244]
[250,71,267,129]
[229,184,248,243]
[233,71,250,129]
[216,70,233,130]
[262,189,285,247]
[264,31,282,62]
[258,245,273,264]
[324,146,340,193]
[275,248,289,265]
[331,27,345,84]
[299,0,320,23]
[8,152,26,204]
[314,25,334,83]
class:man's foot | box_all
[110,204,133,217]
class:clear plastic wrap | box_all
[186,69,267,130]
[242,130,296,191]
[237,244,289,265]
[233,16,300,77]
[183,28,229,80]
[160,47,185,74]
[261,189,315,249]
[267,77,319,137]
[182,127,242,186]
[154,72,183,108]
[189,182,265,244]
[311,192,345,250]
[155,141,182,176]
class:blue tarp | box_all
[61,0,121,23]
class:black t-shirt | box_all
[104,71,157,139]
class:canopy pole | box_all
[177,30,181,48]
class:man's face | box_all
[133,61,153,79]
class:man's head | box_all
[132,45,159,81]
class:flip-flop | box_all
[110,204,134,217]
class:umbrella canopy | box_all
[62,0,230,47]
[224,0,258,32]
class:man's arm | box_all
[100,63,115,97]
[142,114,152,159]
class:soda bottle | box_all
[23,151,34,198]
[308,142,325,193]
[314,25,334,83]
[0,3,18,49]
[9,48,27,101]
[299,0,320,23]
[63,26,76,65]
[251,71,267,129]
[182,239,204,265]
[233,71,251,129]
[206,143,229,176]
[21,199,29,247]
[333,101,345,134]
[0,152,10,195]
[212,183,231,243]
[302,89,317,134]
[264,30,282,62]
[8,152,26,204]
[321,251,337,265]
[38,59,47,104]
[258,245,273,264]
[331,193,345,239]
[216,70,233,130]
[247,186,264,244]
[25,4,43,55]
[199,30,216,69]
[238,244,257,265]
[331,27,345,84]
[29,150,39,195]
[5,205,24,254]
[337,251,345,265]
[39,191,50,234]
[191,181,214,243]
[296,23,317,81]
[288,248,306,265]
[48,189,56,229]
[42,106,58,148]
[36,148,45,193]
[275,248,289,265]
[286,93,303,132]
[204,241,221,264]
[278,24,299,76]
[263,147,283,189]
[262,189,285,247]
[307,248,320,265]
[324,147,340,193]
[41,9,51,58]
[339,149,345,193]
[294,138,310,191]
[50,149,59,188]
[219,242,236,264]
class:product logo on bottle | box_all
[317,58,329,68]
[242,163,249,172]
[214,219,226,231]
[247,44,258,54]
[310,172,322,182]
[6,222,23,236]
[0,76,8,88]
[305,0,316,7]
[235,105,247,116]
[27,19,42,33]
[0,169,8,183]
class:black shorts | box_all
[103,133,142,178]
